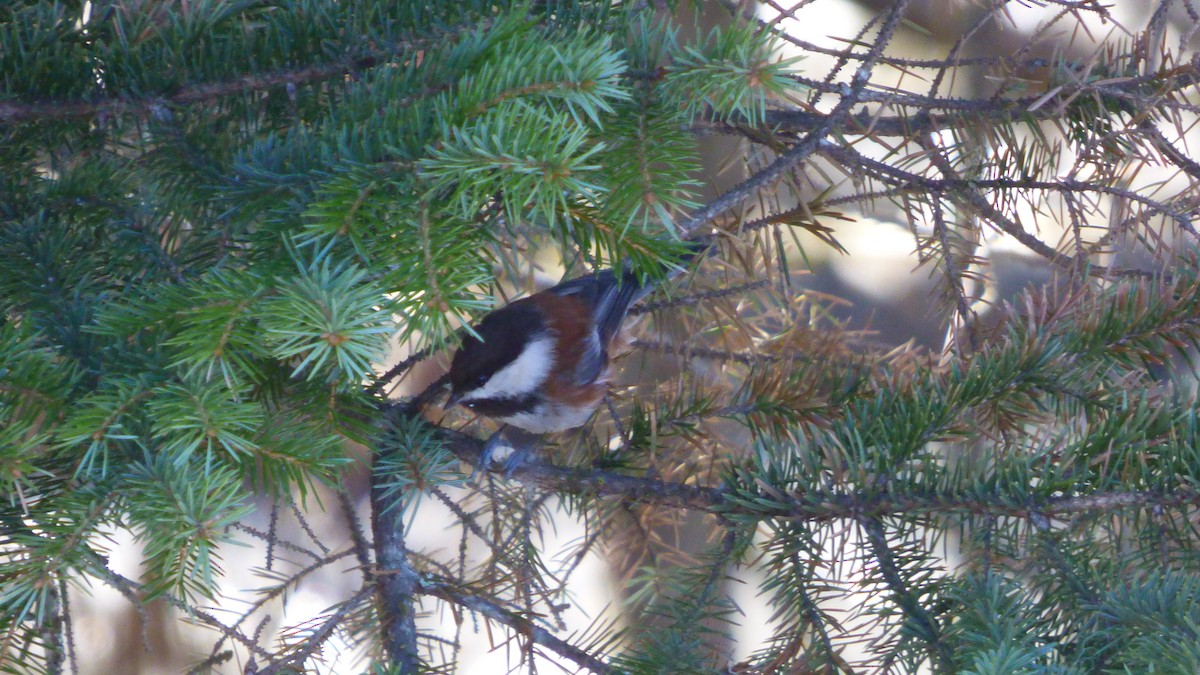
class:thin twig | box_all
[417,578,615,674]
[681,0,914,238]
[255,588,374,675]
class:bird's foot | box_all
[471,427,542,481]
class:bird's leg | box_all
[472,425,543,480]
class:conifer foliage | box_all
[3,0,1200,673]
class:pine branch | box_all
[859,516,951,670]
[417,578,615,674]
[255,588,374,675]
[205,547,360,666]
[745,0,1100,73]
[0,43,417,124]
[370,413,422,673]
[679,0,912,237]
[91,563,277,664]
[424,410,1200,522]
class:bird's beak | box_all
[446,390,463,408]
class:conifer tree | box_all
[4,1,1200,673]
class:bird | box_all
[446,246,704,474]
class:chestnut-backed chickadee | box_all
[443,238,730,480]
[447,267,654,470]
[447,238,710,472]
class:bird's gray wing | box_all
[573,329,605,386]
[549,269,651,347]
[548,241,713,384]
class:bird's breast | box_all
[500,395,603,433]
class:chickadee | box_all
[446,266,661,471]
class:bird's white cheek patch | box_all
[462,335,554,403]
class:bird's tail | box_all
[578,236,713,346]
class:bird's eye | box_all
[464,401,477,410]
[472,374,488,387]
